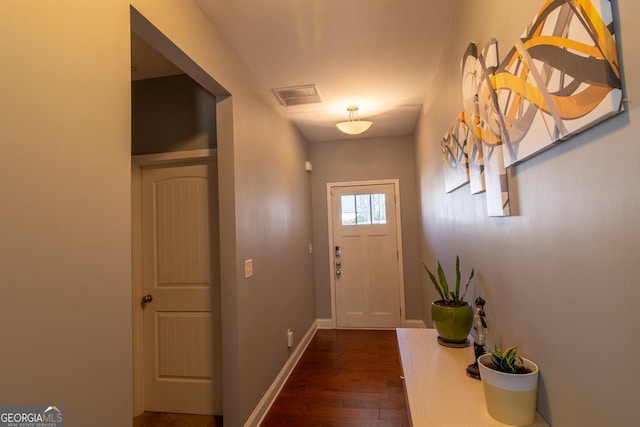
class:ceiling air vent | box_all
[272,84,322,106]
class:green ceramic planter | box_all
[431,301,473,343]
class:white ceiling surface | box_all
[131,33,184,82]
[181,1,460,142]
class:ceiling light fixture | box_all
[336,106,372,135]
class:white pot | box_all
[478,353,539,426]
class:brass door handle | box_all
[141,294,153,304]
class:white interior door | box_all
[141,161,221,415]
[330,182,404,328]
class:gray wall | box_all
[227,92,316,424]
[0,1,316,426]
[0,2,133,425]
[310,135,422,321]
[415,1,640,426]
[132,74,216,155]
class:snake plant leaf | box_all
[436,261,450,300]
[460,268,474,301]
[455,255,461,300]
[491,345,523,373]
[423,256,474,305]
[424,264,445,301]
[504,347,519,373]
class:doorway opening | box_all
[130,6,231,419]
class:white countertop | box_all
[396,328,550,427]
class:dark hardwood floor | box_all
[261,329,409,427]
[133,411,222,427]
[132,329,408,426]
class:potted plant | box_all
[478,346,540,426]
[423,255,474,346]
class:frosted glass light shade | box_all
[336,105,372,135]
[336,120,373,135]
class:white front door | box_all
[330,182,404,328]
[141,162,221,415]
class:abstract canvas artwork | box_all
[476,39,511,216]
[441,113,470,193]
[441,0,623,217]
[461,40,511,216]
[494,0,623,166]
[460,43,485,195]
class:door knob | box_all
[141,294,153,304]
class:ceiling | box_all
[132,0,460,142]
[131,34,183,82]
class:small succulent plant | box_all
[490,345,531,374]
[423,255,474,306]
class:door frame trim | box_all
[326,179,406,329]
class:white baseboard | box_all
[404,319,427,328]
[316,318,425,329]
[244,320,318,427]
[316,318,334,329]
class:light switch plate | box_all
[244,259,254,279]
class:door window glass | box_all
[341,193,386,225]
